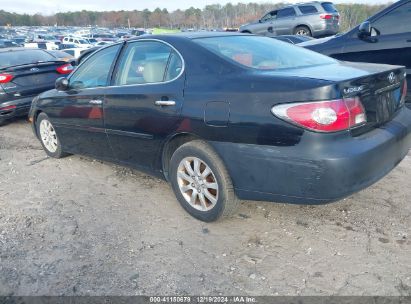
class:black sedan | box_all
[29,33,411,222]
[0,48,74,125]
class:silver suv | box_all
[239,2,340,38]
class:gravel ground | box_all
[0,119,410,296]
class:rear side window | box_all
[114,41,183,85]
[277,8,296,18]
[69,44,121,89]
[372,2,411,35]
[321,2,338,13]
[0,50,55,69]
[299,5,318,14]
[195,36,336,70]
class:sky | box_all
[2,0,391,14]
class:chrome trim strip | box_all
[68,39,185,91]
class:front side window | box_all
[261,11,277,22]
[277,8,296,18]
[195,35,336,70]
[69,44,121,89]
[114,41,183,86]
[372,2,411,35]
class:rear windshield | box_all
[194,35,336,70]
[0,49,55,69]
[321,2,338,13]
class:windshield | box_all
[78,39,89,44]
[0,49,56,69]
[194,35,336,70]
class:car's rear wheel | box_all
[294,26,312,36]
[169,140,239,222]
[36,113,67,158]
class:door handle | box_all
[155,100,176,106]
[89,100,103,105]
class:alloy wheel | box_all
[39,119,58,153]
[177,157,219,211]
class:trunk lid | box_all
[265,61,407,132]
[0,62,64,98]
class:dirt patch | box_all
[0,119,410,296]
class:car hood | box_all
[298,35,336,47]
[262,61,404,82]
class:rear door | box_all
[274,7,297,35]
[104,40,185,170]
[49,43,122,158]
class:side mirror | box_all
[358,21,371,38]
[258,19,262,23]
[55,77,69,91]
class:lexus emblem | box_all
[30,67,40,72]
[388,72,396,84]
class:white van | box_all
[62,37,93,49]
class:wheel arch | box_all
[294,24,313,34]
[161,132,202,181]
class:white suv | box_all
[62,37,93,49]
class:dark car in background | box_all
[300,0,411,103]
[0,48,74,125]
[0,39,21,48]
[29,33,410,222]
[239,2,340,37]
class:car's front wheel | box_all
[36,112,67,158]
[169,140,239,222]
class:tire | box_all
[294,26,312,37]
[241,30,252,34]
[36,113,67,158]
[169,140,239,222]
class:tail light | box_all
[320,14,333,20]
[0,73,13,84]
[56,63,74,74]
[271,97,367,133]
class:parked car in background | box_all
[88,33,117,42]
[272,34,315,44]
[29,33,410,222]
[61,48,89,58]
[239,2,340,37]
[0,48,73,125]
[0,39,21,48]
[299,0,411,104]
[24,42,59,50]
[62,37,93,49]
[45,50,74,62]
[58,43,78,50]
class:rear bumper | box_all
[0,96,34,121]
[210,107,411,204]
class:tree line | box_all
[0,2,389,32]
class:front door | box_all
[50,43,122,159]
[104,40,185,170]
[333,1,411,90]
